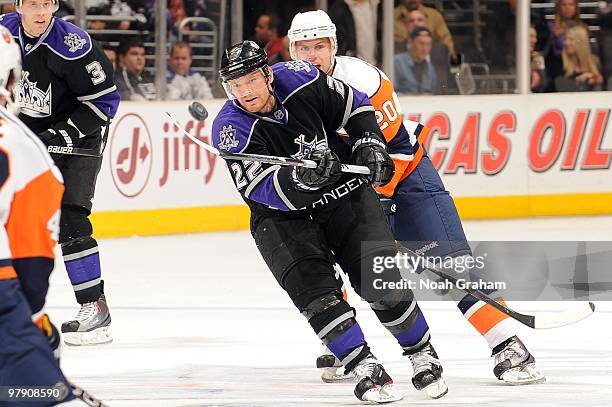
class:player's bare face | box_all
[19,0,55,37]
[227,68,275,114]
[294,38,333,74]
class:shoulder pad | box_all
[272,60,320,102]
[0,13,21,37]
[212,101,258,154]
[333,56,382,98]
[43,18,92,60]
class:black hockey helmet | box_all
[219,40,268,83]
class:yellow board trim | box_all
[90,192,612,238]
[91,205,251,238]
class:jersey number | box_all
[47,209,61,242]
[86,61,106,85]
[375,99,399,132]
[230,160,263,190]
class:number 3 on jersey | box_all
[86,61,106,85]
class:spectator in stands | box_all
[329,0,379,65]
[115,38,157,101]
[268,36,291,65]
[401,9,455,94]
[547,0,589,89]
[166,42,213,100]
[530,25,548,93]
[394,27,437,95]
[394,0,456,62]
[555,25,603,91]
[254,12,284,61]
[103,46,118,71]
[599,1,612,88]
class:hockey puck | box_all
[188,102,209,121]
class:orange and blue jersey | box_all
[331,55,426,197]
[0,105,64,283]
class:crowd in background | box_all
[1,0,611,97]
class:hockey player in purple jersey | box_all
[211,40,448,403]
[0,0,120,345]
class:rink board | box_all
[90,93,612,237]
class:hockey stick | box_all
[396,243,595,329]
[164,111,371,175]
[70,381,109,407]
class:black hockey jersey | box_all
[0,13,120,136]
[212,60,384,214]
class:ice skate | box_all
[317,347,356,383]
[351,354,402,404]
[493,336,545,385]
[62,291,112,346]
[407,342,448,399]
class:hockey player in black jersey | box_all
[0,0,120,345]
[212,40,448,403]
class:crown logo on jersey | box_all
[284,60,312,73]
[64,32,86,53]
[219,125,239,151]
[291,134,326,158]
[15,71,52,118]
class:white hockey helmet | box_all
[288,10,337,61]
[0,26,22,114]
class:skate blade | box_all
[361,384,403,404]
[422,378,448,399]
[321,367,356,383]
[64,325,113,346]
[501,365,546,386]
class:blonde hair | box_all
[553,0,586,36]
[562,26,601,77]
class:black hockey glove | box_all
[292,148,342,191]
[38,122,82,149]
[350,132,395,187]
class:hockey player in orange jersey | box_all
[0,25,74,404]
[288,10,545,392]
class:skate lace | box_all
[75,302,98,322]
[352,358,378,380]
[409,345,440,374]
[496,340,526,364]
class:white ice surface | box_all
[47,216,612,406]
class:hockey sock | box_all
[457,294,518,349]
[61,236,102,304]
[371,299,431,354]
[305,294,370,371]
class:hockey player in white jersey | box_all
[288,10,544,390]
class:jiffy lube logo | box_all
[109,113,153,198]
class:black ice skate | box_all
[492,336,545,385]
[317,346,356,383]
[406,342,448,399]
[351,354,402,404]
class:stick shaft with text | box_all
[164,103,371,175]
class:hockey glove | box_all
[292,148,342,191]
[38,122,83,149]
[350,132,395,187]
